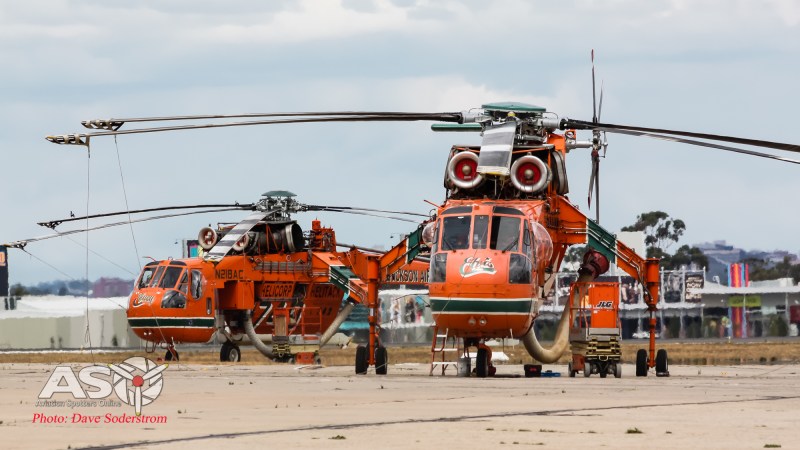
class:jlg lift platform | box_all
[567,281,622,378]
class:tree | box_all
[744,256,800,284]
[10,283,28,296]
[621,211,685,254]
[623,211,708,270]
[560,245,587,271]
[661,245,709,270]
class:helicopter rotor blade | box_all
[81,111,463,130]
[606,128,800,165]
[48,113,465,145]
[306,205,428,218]
[594,158,600,223]
[591,49,597,124]
[311,208,421,224]
[38,203,254,229]
[4,207,244,249]
[588,50,602,223]
[562,119,800,154]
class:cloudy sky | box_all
[2,0,799,285]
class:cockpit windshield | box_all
[472,215,489,249]
[438,213,523,252]
[159,267,184,289]
[490,216,521,252]
[137,266,156,289]
[441,215,471,250]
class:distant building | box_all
[695,240,800,286]
[92,278,133,298]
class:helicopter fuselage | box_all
[427,199,552,339]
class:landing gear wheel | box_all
[165,349,179,361]
[636,349,648,377]
[375,346,388,375]
[656,349,670,377]
[583,362,592,378]
[614,363,622,379]
[476,347,489,378]
[219,342,241,362]
[568,362,575,377]
[355,345,368,375]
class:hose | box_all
[319,301,356,346]
[522,272,594,363]
[243,310,275,360]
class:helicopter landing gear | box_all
[220,342,241,362]
[472,342,496,378]
[354,344,389,375]
[165,347,179,361]
[355,345,368,375]
[656,349,670,377]
[375,346,388,375]
[635,349,648,377]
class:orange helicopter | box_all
[35,73,800,376]
[7,191,430,371]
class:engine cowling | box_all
[510,155,550,193]
[447,151,484,189]
[197,227,218,250]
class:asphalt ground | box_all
[2,361,798,449]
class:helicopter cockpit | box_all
[133,261,207,309]
[428,204,551,286]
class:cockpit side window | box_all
[490,216,521,252]
[191,269,204,299]
[472,215,489,249]
[137,267,156,289]
[522,221,533,261]
[159,266,184,289]
[441,215,471,250]
[161,290,187,309]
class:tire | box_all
[636,349,648,377]
[583,362,591,378]
[165,349,179,361]
[568,362,575,378]
[476,347,489,378]
[614,363,622,379]
[656,349,669,376]
[375,346,388,375]
[219,343,241,362]
[355,345,368,375]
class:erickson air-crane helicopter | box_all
[7,190,429,371]
[35,64,800,376]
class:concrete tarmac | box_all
[2,362,798,449]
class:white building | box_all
[0,296,140,349]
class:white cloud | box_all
[1,0,800,284]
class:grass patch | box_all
[626,427,643,434]
[764,445,781,448]
[329,435,346,440]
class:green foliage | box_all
[10,284,28,296]
[744,256,800,284]
[621,211,685,252]
[660,245,709,270]
[623,212,708,270]
[560,245,587,271]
